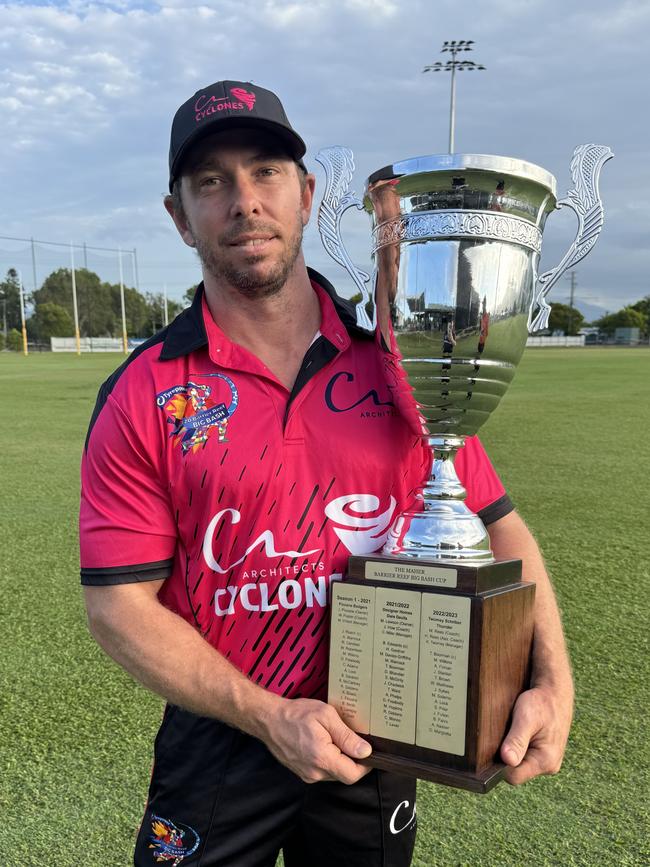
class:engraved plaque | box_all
[328,583,375,732]
[365,561,457,589]
[416,594,471,755]
[328,563,534,792]
[370,587,421,743]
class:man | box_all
[81,80,574,867]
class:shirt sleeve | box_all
[80,390,177,585]
[455,435,514,525]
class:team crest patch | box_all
[149,814,200,864]
[156,375,239,454]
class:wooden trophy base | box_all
[327,555,535,794]
[362,751,505,794]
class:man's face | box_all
[167,129,315,299]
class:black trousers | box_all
[134,706,417,867]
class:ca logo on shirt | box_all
[324,371,396,418]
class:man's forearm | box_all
[488,509,574,783]
[83,581,372,785]
[488,510,573,692]
[84,580,280,740]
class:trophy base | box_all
[328,556,535,794]
[361,752,505,794]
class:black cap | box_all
[168,80,307,191]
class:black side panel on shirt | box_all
[80,558,174,586]
[478,493,514,525]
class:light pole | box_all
[0,290,6,340]
[423,40,485,153]
[118,248,128,355]
[70,243,81,355]
[17,269,28,356]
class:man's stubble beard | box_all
[190,213,305,300]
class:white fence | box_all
[526,335,585,348]
[51,337,144,352]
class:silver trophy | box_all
[320,145,612,791]
[316,146,613,562]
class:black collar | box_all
[159,267,372,361]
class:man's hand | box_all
[501,682,573,785]
[261,697,372,785]
[85,583,372,786]
[488,510,575,787]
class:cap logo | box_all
[194,87,256,122]
[230,87,256,110]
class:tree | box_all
[34,268,115,337]
[28,302,74,341]
[0,332,5,351]
[548,303,584,336]
[146,292,183,334]
[34,268,161,338]
[594,307,646,336]
[32,267,197,339]
[110,284,150,337]
[183,284,199,306]
[0,268,24,332]
[6,328,22,351]
[630,296,650,335]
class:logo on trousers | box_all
[149,814,200,864]
[389,799,417,835]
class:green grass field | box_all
[1,349,648,866]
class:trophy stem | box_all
[425,435,468,501]
[382,435,494,562]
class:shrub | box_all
[7,328,22,351]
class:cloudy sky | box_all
[0,0,647,318]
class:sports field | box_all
[1,348,648,866]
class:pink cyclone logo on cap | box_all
[230,87,256,110]
[194,87,256,122]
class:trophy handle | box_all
[528,143,614,333]
[315,146,374,330]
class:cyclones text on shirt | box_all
[203,493,397,616]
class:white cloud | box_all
[348,0,397,14]
[0,0,645,308]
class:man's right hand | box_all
[84,582,372,786]
[260,697,373,785]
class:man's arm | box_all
[488,510,574,785]
[84,581,371,785]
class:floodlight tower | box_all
[423,40,485,153]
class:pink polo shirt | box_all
[80,269,511,699]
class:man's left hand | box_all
[500,681,573,785]
[488,511,574,787]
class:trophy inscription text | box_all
[330,583,472,752]
[365,561,458,588]
[370,588,420,742]
[416,594,471,755]
[327,583,375,732]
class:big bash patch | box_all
[156,375,239,454]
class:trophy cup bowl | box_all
[318,144,612,791]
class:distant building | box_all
[580,326,602,346]
[614,327,640,345]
